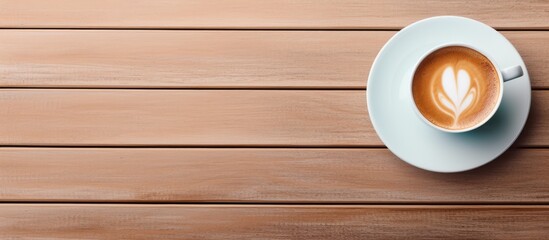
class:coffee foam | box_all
[412,46,500,130]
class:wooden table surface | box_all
[1,1,548,239]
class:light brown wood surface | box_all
[0,89,375,146]
[1,31,547,89]
[1,90,547,146]
[1,0,548,29]
[2,1,549,238]
[0,205,547,239]
[0,148,548,203]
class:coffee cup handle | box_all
[502,65,523,82]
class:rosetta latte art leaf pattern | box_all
[434,66,477,126]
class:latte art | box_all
[434,67,477,126]
[412,46,500,130]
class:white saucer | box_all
[367,16,531,173]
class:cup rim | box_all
[409,43,505,133]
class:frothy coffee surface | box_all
[412,46,500,130]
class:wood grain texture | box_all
[0,90,546,147]
[0,0,548,29]
[0,30,385,89]
[1,148,548,203]
[0,31,547,88]
[0,204,547,239]
[1,0,548,236]
[0,89,375,146]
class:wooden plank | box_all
[1,148,548,203]
[507,32,549,89]
[0,31,546,88]
[0,90,547,147]
[0,89,376,146]
[0,0,547,29]
[0,204,547,239]
[0,30,384,89]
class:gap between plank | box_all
[0,87,366,90]
[1,146,545,149]
[0,145,386,149]
[0,27,548,31]
[1,87,548,90]
[0,201,547,206]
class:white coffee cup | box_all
[410,43,523,133]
